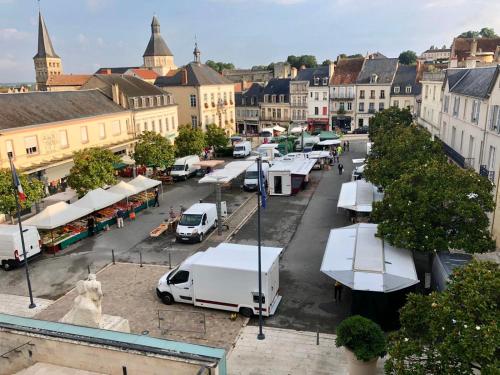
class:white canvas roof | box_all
[321,224,419,292]
[273,125,286,132]
[257,143,279,150]
[352,158,365,164]
[317,139,341,146]
[42,189,77,204]
[337,180,383,212]
[24,201,92,230]
[106,181,141,197]
[307,151,331,159]
[199,161,254,184]
[128,175,161,191]
[290,126,306,134]
[72,188,125,211]
[269,159,317,176]
[194,243,283,272]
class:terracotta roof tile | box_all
[330,58,364,85]
[46,74,91,86]
[451,37,500,61]
[130,68,158,79]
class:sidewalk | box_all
[0,293,53,318]
[227,325,385,375]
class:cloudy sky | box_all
[0,0,498,83]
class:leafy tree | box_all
[251,65,269,71]
[67,148,119,197]
[480,27,498,38]
[174,125,206,157]
[458,30,480,38]
[205,124,229,153]
[368,106,413,141]
[321,59,333,66]
[133,131,175,169]
[205,60,235,73]
[0,169,44,221]
[372,159,495,254]
[398,50,417,65]
[385,260,500,374]
[287,55,318,69]
[348,53,363,58]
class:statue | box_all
[61,274,103,328]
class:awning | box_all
[199,161,254,184]
[337,179,383,212]
[42,189,77,204]
[128,175,161,191]
[73,188,125,211]
[194,160,225,168]
[307,151,331,159]
[317,139,341,146]
[321,224,419,292]
[106,181,141,197]
[24,201,92,230]
[290,126,306,134]
[273,125,286,132]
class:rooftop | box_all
[451,37,500,61]
[155,62,233,87]
[295,66,330,85]
[82,74,166,99]
[391,65,422,95]
[262,78,291,96]
[127,68,159,80]
[330,57,365,85]
[143,16,173,57]
[46,74,91,87]
[446,65,499,99]
[356,58,399,84]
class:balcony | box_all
[480,165,496,182]
[439,139,465,167]
[368,109,376,114]
[331,93,355,100]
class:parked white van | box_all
[0,225,41,271]
[233,141,252,158]
[243,162,269,191]
[171,155,201,181]
[176,203,218,242]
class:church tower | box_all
[33,11,62,91]
[143,16,176,76]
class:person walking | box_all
[338,163,344,175]
[116,208,125,228]
[153,187,160,207]
[334,281,343,302]
[332,149,337,164]
[87,215,95,237]
[346,140,350,151]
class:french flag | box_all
[9,157,26,202]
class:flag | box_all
[258,164,267,209]
[9,157,26,202]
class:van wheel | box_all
[198,233,204,242]
[2,261,11,271]
[160,292,174,305]
[183,175,188,181]
[239,307,254,318]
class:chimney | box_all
[291,67,297,79]
[465,57,477,69]
[470,38,478,56]
[106,68,111,75]
[329,62,335,79]
[300,64,306,71]
[181,69,188,85]
[111,83,120,105]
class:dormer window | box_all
[133,98,139,108]
[322,77,328,85]
[272,95,276,103]
[156,95,161,106]
[141,97,146,107]
[314,77,319,85]
[370,74,378,83]
[279,94,284,103]
[405,86,412,94]
[264,94,269,103]
[242,98,246,105]
[394,86,400,94]
[251,96,256,105]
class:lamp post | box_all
[256,156,265,340]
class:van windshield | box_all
[179,214,202,226]
[245,171,258,179]
[235,146,245,151]
[172,165,184,171]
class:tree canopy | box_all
[458,27,498,38]
[67,148,119,197]
[205,124,229,151]
[385,260,500,374]
[205,60,235,73]
[321,59,333,66]
[368,106,413,141]
[133,131,175,169]
[0,169,44,218]
[287,55,318,69]
[175,125,206,157]
[398,50,418,65]
[339,53,363,59]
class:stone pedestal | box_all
[100,314,130,333]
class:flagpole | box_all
[9,155,36,309]
[257,157,265,340]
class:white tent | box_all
[199,161,254,184]
[72,188,125,212]
[128,175,161,192]
[290,126,306,134]
[273,125,286,132]
[24,201,92,230]
[42,189,77,205]
[321,224,419,292]
[337,179,383,212]
[106,181,141,197]
[317,139,341,146]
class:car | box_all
[352,126,369,134]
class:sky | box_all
[0,0,499,83]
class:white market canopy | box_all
[73,188,125,212]
[24,201,92,230]
[290,126,306,134]
[128,175,161,191]
[321,224,419,293]
[352,158,366,164]
[273,125,286,132]
[42,189,77,204]
[269,158,317,176]
[307,151,331,159]
[337,179,383,213]
[106,181,141,197]
[317,139,341,146]
[199,161,254,184]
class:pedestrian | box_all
[338,163,344,175]
[87,215,95,237]
[116,208,125,228]
[343,141,347,150]
[332,149,337,164]
[337,145,343,156]
[346,140,350,151]
[334,281,343,302]
[169,206,176,219]
[153,187,160,207]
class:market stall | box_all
[128,175,161,209]
[337,179,383,213]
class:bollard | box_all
[316,328,319,345]
[168,251,172,269]
[140,251,143,267]
[87,265,91,275]
[112,249,115,265]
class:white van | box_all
[233,141,252,158]
[0,225,41,271]
[243,162,269,191]
[176,203,218,243]
[171,155,201,181]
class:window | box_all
[452,96,460,117]
[152,120,157,133]
[111,120,121,135]
[379,102,385,111]
[190,94,197,107]
[471,100,480,124]
[370,90,375,99]
[279,94,284,103]
[443,95,450,113]
[359,90,365,99]
[451,126,456,148]
[358,102,365,112]
[459,130,464,152]
[210,93,215,104]
[468,136,475,159]
[59,130,68,148]
[314,107,319,115]
[277,109,281,119]
[158,119,163,133]
[404,100,410,108]
[170,270,189,284]
[322,77,328,85]
[99,123,106,139]
[172,116,176,129]
[490,105,500,132]
[314,92,319,100]
[203,93,208,103]
[272,108,276,118]
[432,86,436,100]
[393,100,399,107]
[24,136,38,155]
[191,116,198,128]
[347,102,352,111]
[81,126,88,143]
[405,86,412,94]
[380,90,385,99]
[272,95,276,103]
[369,103,375,112]
[339,102,345,111]
[314,77,319,85]
[488,146,496,171]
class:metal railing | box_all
[480,165,496,182]
[439,140,465,167]
[464,158,475,169]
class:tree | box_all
[458,30,480,38]
[287,55,318,69]
[321,59,333,66]
[398,50,417,65]
[385,260,500,374]
[67,148,119,197]
[133,131,175,169]
[372,159,495,254]
[0,169,44,222]
[458,28,498,38]
[368,106,413,141]
[348,53,363,58]
[174,125,206,157]
[205,124,229,153]
[205,60,235,73]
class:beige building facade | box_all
[142,16,177,76]
[418,71,445,137]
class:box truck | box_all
[233,141,252,158]
[170,155,201,181]
[0,225,42,271]
[156,243,283,317]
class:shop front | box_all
[307,118,329,133]
[332,116,352,133]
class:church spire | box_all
[34,11,58,59]
[193,42,201,64]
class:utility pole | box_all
[256,157,265,340]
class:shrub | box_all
[336,315,387,361]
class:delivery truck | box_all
[156,243,283,317]
[0,224,41,271]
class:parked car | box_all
[352,126,369,134]
[176,203,217,243]
[0,225,41,271]
[156,243,283,317]
[233,141,252,158]
[170,155,201,181]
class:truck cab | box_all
[176,203,217,243]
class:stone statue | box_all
[61,274,103,328]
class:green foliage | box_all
[459,27,498,38]
[321,59,333,66]
[385,260,500,374]
[0,169,44,216]
[205,60,235,73]
[336,315,387,362]
[133,131,175,169]
[398,50,418,65]
[287,55,318,69]
[205,124,229,151]
[175,125,206,157]
[368,106,413,141]
[372,159,495,253]
[339,53,364,59]
[67,148,119,197]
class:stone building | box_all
[259,78,291,130]
[235,83,263,135]
[418,71,446,137]
[390,64,422,116]
[449,37,500,68]
[142,16,177,76]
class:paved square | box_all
[0,294,53,318]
